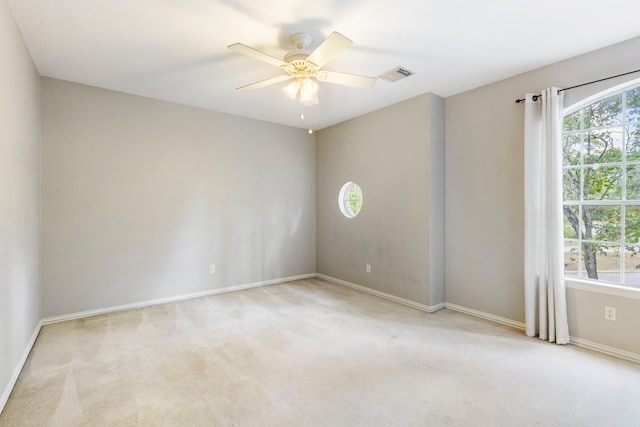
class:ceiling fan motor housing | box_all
[283,33,319,76]
[290,32,312,50]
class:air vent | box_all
[379,66,414,82]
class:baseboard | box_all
[317,274,444,313]
[570,336,640,364]
[1,321,42,415]
[444,302,526,331]
[443,303,640,364]
[41,273,316,325]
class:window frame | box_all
[338,181,363,218]
[562,77,640,297]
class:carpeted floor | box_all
[2,278,640,426]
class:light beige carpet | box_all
[1,278,640,426]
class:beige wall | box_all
[316,93,445,308]
[446,35,640,355]
[41,79,316,317]
[567,287,640,354]
[0,0,41,407]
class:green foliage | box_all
[563,169,580,200]
[563,209,578,238]
[627,165,640,198]
[584,129,623,165]
[346,183,362,216]
[585,94,622,128]
[563,133,581,166]
[584,166,621,200]
[590,206,621,241]
[626,88,640,123]
[563,111,581,132]
[625,206,640,244]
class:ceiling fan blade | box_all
[306,32,353,68]
[236,74,293,91]
[228,43,287,68]
[316,71,377,88]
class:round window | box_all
[338,182,363,218]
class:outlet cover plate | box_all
[604,306,616,321]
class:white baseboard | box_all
[444,302,526,331]
[317,274,445,313]
[41,273,316,325]
[1,321,42,414]
[444,303,640,364]
[570,336,640,364]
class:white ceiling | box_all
[7,0,640,130]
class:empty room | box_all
[2,0,640,425]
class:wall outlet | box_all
[209,264,215,274]
[604,306,616,321]
[366,264,371,273]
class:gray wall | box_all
[0,0,40,406]
[316,93,445,308]
[428,95,446,306]
[41,78,316,317]
[4,6,639,405]
[446,35,640,355]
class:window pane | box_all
[562,169,580,201]
[583,166,622,200]
[563,111,581,132]
[575,242,620,282]
[625,206,640,243]
[626,165,640,200]
[626,88,640,124]
[624,246,640,288]
[563,133,581,166]
[585,94,623,128]
[583,127,623,164]
[564,240,581,278]
[563,206,579,238]
[581,205,620,241]
[627,125,640,162]
[593,244,621,284]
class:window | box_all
[563,85,640,288]
[338,182,363,218]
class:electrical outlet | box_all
[604,306,616,321]
[209,264,215,274]
[366,264,371,273]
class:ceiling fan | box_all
[228,32,377,105]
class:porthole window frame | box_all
[338,181,363,218]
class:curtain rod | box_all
[514,68,640,104]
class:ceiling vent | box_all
[379,66,414,82]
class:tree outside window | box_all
[563,86,640,287]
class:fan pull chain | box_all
[300,102,305,120]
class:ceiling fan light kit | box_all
[228,31,377,114]
[283,79,301,99]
